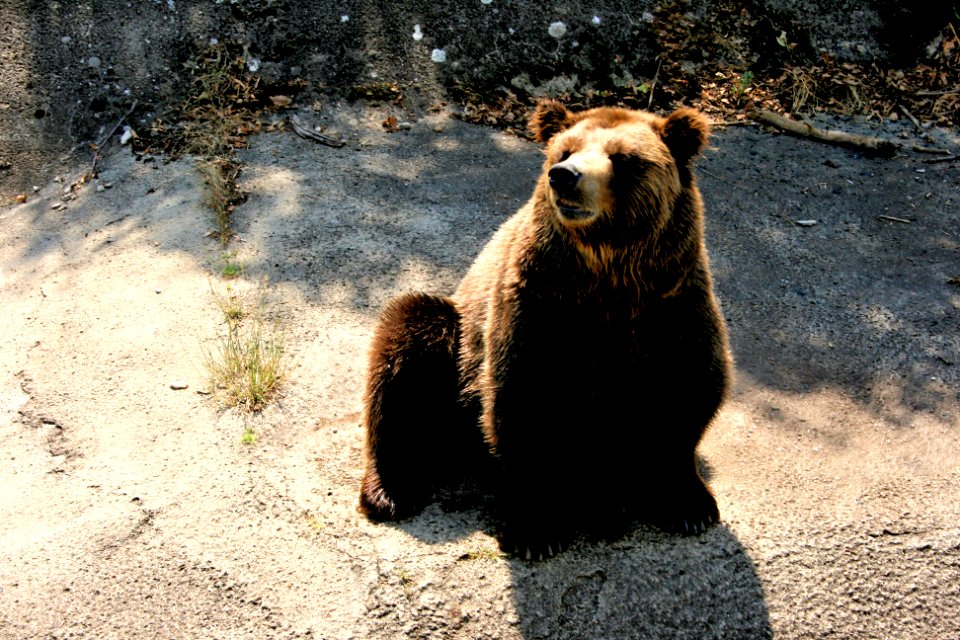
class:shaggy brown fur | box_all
[359,101,731,560]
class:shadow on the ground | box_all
[223,119,959,431]
[698,126,959,427]
[386,499,771,639]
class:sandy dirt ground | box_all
[1,107,958,639]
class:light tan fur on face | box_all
[543,114,678,231]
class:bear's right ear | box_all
[529,100,574,143]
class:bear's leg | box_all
[484,369,583,559]
[647,453,720,535]
[644,374,725,535]
[359,293,466,521]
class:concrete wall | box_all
[0,0,952,195]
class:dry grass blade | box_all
[204,279,286,412]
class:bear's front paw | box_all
[496,522,569,561]
[655,480,720,535]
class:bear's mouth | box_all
[556,200,593,221]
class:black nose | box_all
[548,164,582,194]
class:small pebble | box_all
[170,380,188,390]
[795,219,818,227]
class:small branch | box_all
[922,155,959,165]
[898,104,921,131]
[91,100,138,176]
[915,88,959,97]
[712,119,759,128]
[878,215,912,224]
[698,167,734,186]
[912,145,951,155]
[290,115,346,148]
[647,58,662,111]
[747,107,899,157]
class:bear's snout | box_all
[548,163,582,196]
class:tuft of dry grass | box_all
[138,43,268,244]
[204,278,286,412]
[198,158,246,246]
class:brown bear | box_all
[359,100,731,560]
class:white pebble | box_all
[170,380,188,390]
[412,24,423,41]
[548,21,567,39]
[431,48,447,63]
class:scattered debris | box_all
[119,125,135,145]
[91,100,139,178]
[382,115,399,132]
[290,115,345,148]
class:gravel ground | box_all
[1,105,958,639]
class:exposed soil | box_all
[1,105,959,639]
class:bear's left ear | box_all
[529,99,574,143]
[660,108,711,165]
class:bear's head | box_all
[529,100,710,243]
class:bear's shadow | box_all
[387,478,771,640]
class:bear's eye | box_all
[610,153,648,170]
[558,150,571,162]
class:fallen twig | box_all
[698,167,735,186]
[746,107,899,157]
[912,145,952,155]
[898,105,921,131]
[91,100,138,176]
[647,58,662,111]
[878,215,912,224]
[922,155,959,165]
[290,115,346,148]
[712,119,759,128]
[915,88,959,97]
